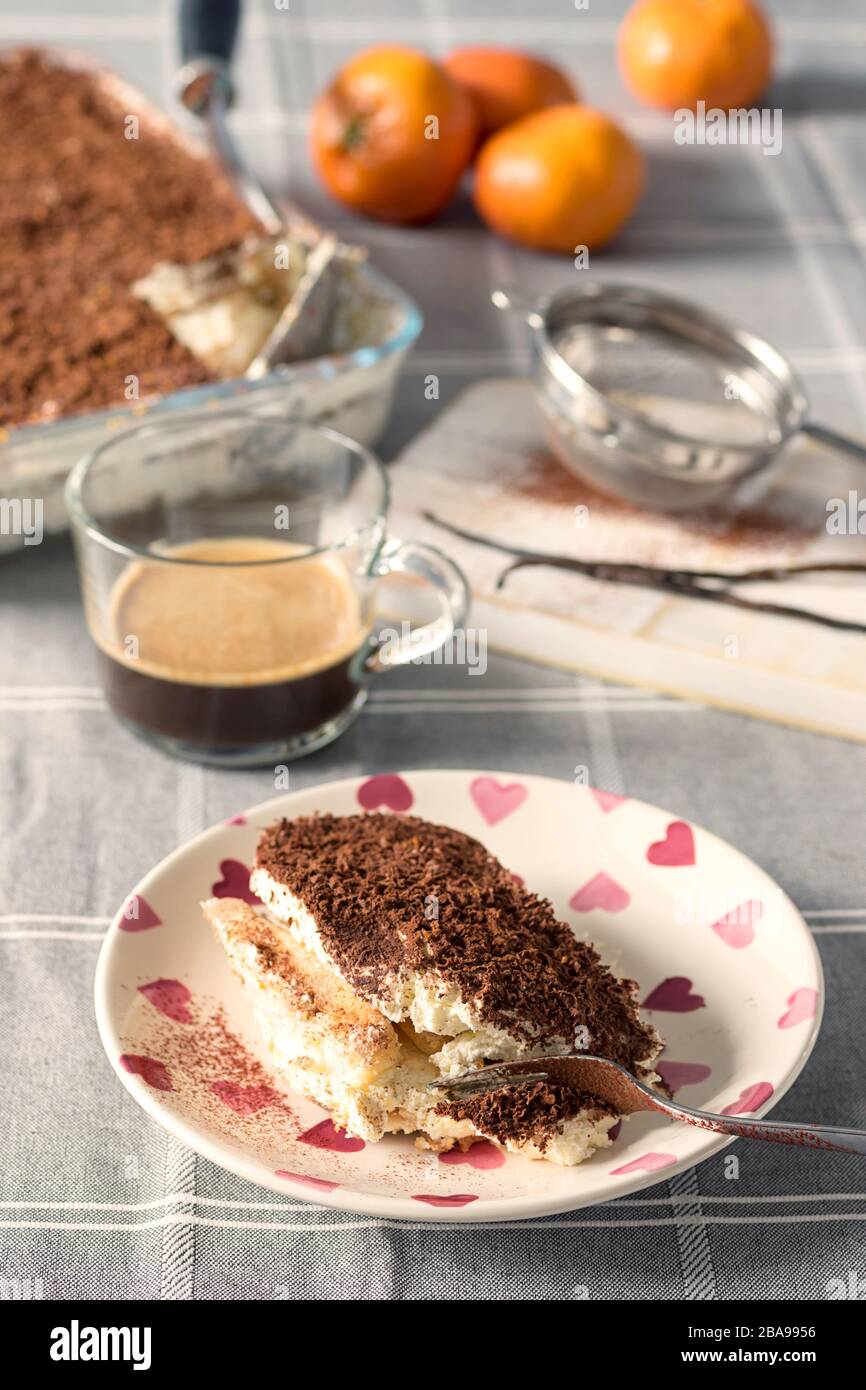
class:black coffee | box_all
[96,537,370,751]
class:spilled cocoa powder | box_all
[124,997,296,1147]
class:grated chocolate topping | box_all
[437,1081,616,1151]
[0,50,259,429]
[255,812,659,1070]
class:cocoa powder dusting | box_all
[0,50,260,428]
[125,998,296,1147]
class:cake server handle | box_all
[176,0,284,233]
[180,0,239,89]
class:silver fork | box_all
[428,1055,866,1154]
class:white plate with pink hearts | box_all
[95,769,823,1223]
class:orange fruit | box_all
[309,46,477,223]
[442,47,578,140]
[618,0,773,111]
[474,105,644,255]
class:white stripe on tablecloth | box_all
[668,1168,718,1301]
[3,685,682,702]
[0,696,700,715]
[760,156,866,433]
[222,108,866,144]
[159,1140,196,1302]
[0,14,169,37]
[809,925,866,934]
[577,692,718,1299]
[2,1191,865,1214]
[0,701,108,712]
[0,13,862,42]
[153,413,210,1309]
[800,922,861,934]
[0,685,691,702]
[407,345,866,375]
[368,689,698,706]
[0,914,110,925]
[156,758,207,1301]
[0,931,104,941]
[372,686,668,699]
[364,700,699,714]
[801,122,866,278]
[251,16,866,44]
[805,909,866,918]
[2,1212,865,1234]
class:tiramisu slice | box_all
[205,895,472,1149]
[205,812,663,1165]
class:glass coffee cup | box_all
[66,412,468,766]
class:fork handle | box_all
[655,1096,866,1154]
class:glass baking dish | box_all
[0,50,422,553]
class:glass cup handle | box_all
[364,537,469,676]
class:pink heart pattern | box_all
[275,1170,339,1192]
[647,821,695,867]
[710,899,763,949]
[611,1152,676,1175]
[643,977,705,1012]
[118,894,161,932]
[412,1193,479,1208]
[470,776,528,826]
[656,1060,712,1094]
[777,987,818,1030]
[210,1081,279,1116]
[211,859,259,906]
[119,1054,172,1092]
[439,1141,505,1170]
[357,774,414,812]
[569,871,630,914]
[721,1081,774,1116]
[138,979,193,1024]
[299,1118,365,1153]
[111,772,818,1210]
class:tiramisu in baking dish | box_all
[0,49,259,429]
[203,812,664,1165]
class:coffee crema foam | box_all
[102,536,369,687]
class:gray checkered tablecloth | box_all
[2,0,866,1302]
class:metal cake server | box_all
[429,1054,866,1154]
[173,0,344,369]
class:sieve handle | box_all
[802,421,866,467]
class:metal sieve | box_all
[494,281,866,513]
